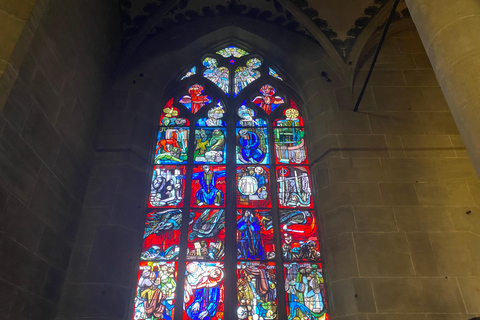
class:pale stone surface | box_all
[406,232,440,276]
[354,233,414,277]
[418,112,459,135]
[381,158,437,182]
[330,278,376,316]
[372,278,465,313]
[323,206,356,238]
[421,87,449,112]
[429,232,480,276]
[369,111,424,135]
[406,0,480,177]
[328,158,384,182]
[434,158,478,181]
[372,86,427,111]
[354,207,397,232]
[0,10,25,60]
[325,233,359,281]
[0,0,36,20]
[379,183,419,206]
[401,135,456,158]
[368,315,427,320]
[394,207,455,231]
[415,182,475,206]
[338,135,389,158]
[456,277,480,313]
[326,111,371,134]
[385,134,405,158]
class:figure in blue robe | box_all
[191,165,226,206]
[237,210,265,259]
[186,287,220,320]
[238,129,265,163]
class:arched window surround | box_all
[131,43,327,320]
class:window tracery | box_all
[132,46,328,320]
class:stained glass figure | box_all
[187,209,225,260]
[133,261,177,320]
[184,261,225,320]
[274,127,307,164]
[237,104,267,127]
[216,46,249,58]
[276,166,313,208]
[141,210,182,261]
[284,263,327,320]
[194,128,226,164]
[252,85,284,114]
[237,261,277,320]
[155,127,189,164]
[150,165,186,208]
[160,99,189,126]
[236,128,269,164]
[190,165,226,207]
[203,57,229,95]
[196,102,226,127]
[234,58,262,96]
[179,84,212,113]
[274,106,304,127]
[280,210,320,261]
[237,209,275,260]
[181,66,197,80]
[236,166,271,208]
[269,67,283,81]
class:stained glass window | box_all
[181,66,196,80]
[133,45,328,320]
[203,58,229,95]
[234,58,262,96]
[269,67,283,81]
[216,46,249,58]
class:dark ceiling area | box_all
[119,0,410,61]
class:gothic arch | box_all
[127,42,328,320]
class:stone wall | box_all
[0,0,119,318]
[311,25,480,319]
[52,13,480,320]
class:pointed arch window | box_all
[133,46,328,320]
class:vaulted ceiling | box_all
[119,0,410,63]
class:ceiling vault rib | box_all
[276,0,346,66]
[348,0,396,72]
[116,0,181,77]
[354,0,401,112]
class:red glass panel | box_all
[252,84,284,114]
[155,127,189,164]
[273,103,304,127]
[160,98,190,126]
[179,84,212,113]
[280,210,320,261]
[141,210,182,261]
[190,165,226,208]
